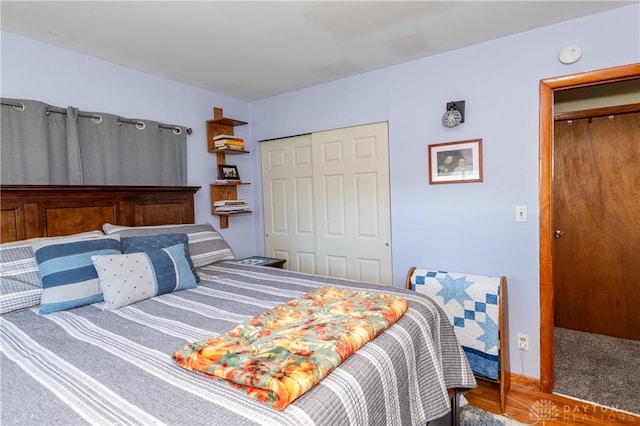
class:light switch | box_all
[515,205,528,222]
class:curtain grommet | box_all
[92,115,103,124]
[136,121,145,130]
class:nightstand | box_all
[235,256,287,269]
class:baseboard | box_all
[469,374,640,424]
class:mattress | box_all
[1,261,476,425]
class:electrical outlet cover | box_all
[517,332,529,351]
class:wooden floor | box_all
[465,376,640,425]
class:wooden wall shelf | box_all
[209,148,250,155]
[206,107,249,229]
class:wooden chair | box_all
[406,266,510,413]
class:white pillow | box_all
[92,243,197,310]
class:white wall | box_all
[0,31,256,258]
[249,4,640,378]
[2,4,639,379]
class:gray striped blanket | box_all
[1,261,476,425]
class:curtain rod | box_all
[1,100,193,135]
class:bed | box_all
[0,185,476,426]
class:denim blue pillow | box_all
[121,233,199,283]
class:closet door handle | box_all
[554,230,564,239]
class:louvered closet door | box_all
[261,122,392,285]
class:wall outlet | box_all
[517,333,529,351]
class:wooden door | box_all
[312,122,392,285]
[553,109,640,340]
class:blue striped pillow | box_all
[32,236,122,314]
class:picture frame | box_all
[428,138,483,184]
[218,164,240,180]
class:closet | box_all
[261,122,392,285]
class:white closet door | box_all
[260,122,392,285]
[312,122,392,285]
[261,134,317,273]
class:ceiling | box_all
[1,1,635,101]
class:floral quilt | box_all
[172,286,408,410]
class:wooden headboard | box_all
[0,185,200,243]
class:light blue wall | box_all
[0,31,256,258]
[1,4,638,378]
[249,5,640,378]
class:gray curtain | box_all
[1,98,187,186]
[77,111,187,185]
[1,99,82,184]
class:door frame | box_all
[538,62,640,393]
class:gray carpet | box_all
[554,327,640,414]
[429,405,524,426]
[460,406,524,425]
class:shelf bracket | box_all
[219,215,229,229]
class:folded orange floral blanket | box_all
[172,286,408,410]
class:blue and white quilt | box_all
[410,269,501,380]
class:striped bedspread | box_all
[0,261,476,426]
[173,286,409,410]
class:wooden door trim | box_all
[539,63,640,393]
